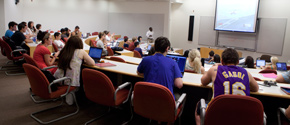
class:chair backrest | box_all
[82,68,116,106]
[204,95,264,125]
[259,69,277,75]
[23,53,39,68]
[253,77,262,81]
[52,43,58,52]
[133,50,141,58]
[107,47,114,56]
[260,55,271,62]
[287,66,290,70]
[90,39,97,47]
[50,31,54,33]
[0,39,15,60]
[92,32,98,36]
[184,69,197,73]
[0,38,6,56]
[133,82,176,122]
[110,56,125,63]
[23,63,51,99]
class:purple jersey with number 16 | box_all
[213,65,250,98]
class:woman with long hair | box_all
[245,56,255,68]
[54,36,94,87]
[185,49,205,74]
[262,56,279,70]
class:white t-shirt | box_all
[146,30,154,39]
[106,35,111,42]
[54,40,65,50]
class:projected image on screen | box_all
[214,0,260,33]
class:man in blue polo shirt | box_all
[5,21,18,38]
[137,37,183,99]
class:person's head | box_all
[104,30,109,35]
[245,56,254,68]
[149,27,153,32]
[148,46,155,56]
[64,27,69,33]
[54,32,61,40]
[132,37,137,42]
[154,37,170,54]
[124,37,128,43]
[271,56,279,65]
[58,36,83,71]
[75,26,80,31]
[17,23,26,32]
[60,28,65,34]
[28,21,34,29]
[98,32,105,40]
[209,50,214,57]
[134,41,140,48]
[37,31,51,44]
[221,48,239,65]
[138,36,142,42]
[8,21,17,31]
[188,49,202,73]
[183,49,191,58]
[36,24,41,30]
[213,54,221,63]
[20,22,27,31]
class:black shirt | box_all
[11,31,26,46]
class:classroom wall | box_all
[0,0,5,37]
[170,0,290,62]
[108,1,170,37]
[4,0,109,34]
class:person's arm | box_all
[201,66,215,86]
[200,66,205,74]
[276,74,286,83]
[81,50,95,66]
[174,77,183,89]
[285,105,290,119]
[44,54,57,66]
[247,72,259,92]
[24,38,33,43]
[146,31,149,38]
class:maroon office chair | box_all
[133,50,141,58]
[92,32,98,36]
[259,69,277,75]
[109,56,125,63]
[129,82,186,124]
[107,47,114,56]
[82,68,132,125]
[52,43,58,52]
[253,77,262,81]
[50,31,54,33]
[90,39,97,47]
[23,63,79,124]
[0,38,6,56]
[287,66,290,70]
[184,69,197,73]
[200,95,265,125]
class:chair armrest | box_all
[11,49,27,57]
[278,108,289,125]
[200,98,207,125]
[48,77,72,96]
[114,82,132,104]
[264,112,267,125]
[175,93,186,116]
[42,65,57,70]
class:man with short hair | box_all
[195,48,259,125]
[5,21,18,38]
[205,50,215,61]
[11,23,33,47]
[137,37,183,99]
[146,27,154,43]
[134,42,143,57]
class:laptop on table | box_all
[256,60,266,68]
[166,55,187,75]
[276,62,287,71]
[89,47,103,63]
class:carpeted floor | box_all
[0,54,152,125]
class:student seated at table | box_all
[208,54,221,64]
[245,56,255,68]
[71,26,82,38]
[185,49,205,74]
[195,48,259,125]
[148,46,155,56]
[137,37,183,100]
[35,24,42,36]
[123,37,129,48]
[128,37,137,51]
[53,32,65,51]
[11,23,33,49]
[28,21,36,36]
[54,36,94,87]
[137,36,142,43]
[276,70,290,83]
[96,32,108,56]
[134,42,143,57]
[5,21,17,38]
[205,50,214,61]
[33,32,59,74]
[261,56,278,70]
[104,30,114,43]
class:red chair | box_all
[200,95,265,125]
[0,38,6,56]
[82,68,132,124]
[129,82,186,124]
[109,56,125,63]
[259,69,277,75]
[107,47,114,56]
[92,32,98,36]
[253,77,262,81]
[124,36,128,39]
[50,31,54,33]
[184,69,197,73]
[23,63,79,124]
[52,43,58,52]
[133,50,141,58]
[63,37,68,43]
[90,39,97,47]
[287,66,290,70]
[23,53,39,68]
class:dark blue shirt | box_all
[134,47,143,57]
[124,43,129,48]
[137,53,182,98]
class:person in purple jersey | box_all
[195,48,259,125]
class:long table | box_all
[85,59,290,99]
[26,42,53,57]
